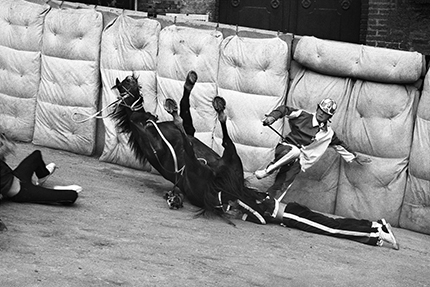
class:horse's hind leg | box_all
[180,71,198,136]
[212,96,244,175]
[212,96,234,154]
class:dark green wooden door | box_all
[218,0,363,44]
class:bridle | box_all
[71,81,144,123]
[116,84,144,112]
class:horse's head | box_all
[110,74,159,132]
[112,73,143,112]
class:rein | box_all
[146,119,185,182]
[71,83,144,123]
[72,99,120,123]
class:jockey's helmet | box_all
[318,98,337,116]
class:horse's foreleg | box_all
[180,71,198,136]
[163,98,196,209]
[163,187,184,209]
[165,99,187,139]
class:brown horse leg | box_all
[180,71,198,136]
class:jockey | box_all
[254,98,371,198]
[234,195,399,250]
[0,133,81,207]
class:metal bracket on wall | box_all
[231,0,240,8]
[271,0,280,9]
[301,0,312,9]
[340,0,351,10]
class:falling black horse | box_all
[111,71,264,221]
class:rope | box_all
[146,119,186,205]
[71,99,120,123]
[71,84,143,124]
[146,119,182,175]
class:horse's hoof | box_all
[166,194,184,209]
[164,191,184,209]
[164,98,178,114]
[212,96,226,113]
[185,71,198,90]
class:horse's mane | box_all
[111,75,157,165]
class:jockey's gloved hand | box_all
[262,116,276,126]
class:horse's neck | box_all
[130,110,157,124]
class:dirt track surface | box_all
[1,143,430,287]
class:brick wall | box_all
[360,0,370,44]
[366,0,430,55]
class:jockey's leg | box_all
[266,160,301,199]
[263,200,381,246]
[180,71,198,136]
[255,143,300,179]
[13,150,56,185]
[266,144,300,173]
[9,181,79,205]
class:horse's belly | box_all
[190,137,220,164]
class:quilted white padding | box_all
[156,25,223,146]
[217,35,290,172]
[0,0,48,141]
[281,64,419,226]
[294,36,424,84]
[99,14,160,170]
[281,67,351,214]
[400,70,430,234]
[32,8,103,155]
[335,81,418,226]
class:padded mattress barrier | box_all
[0,1,429,234]
[283,36,424,228]
[99,14,160,170]
[32,7,103,155]
[0,0,49,142]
